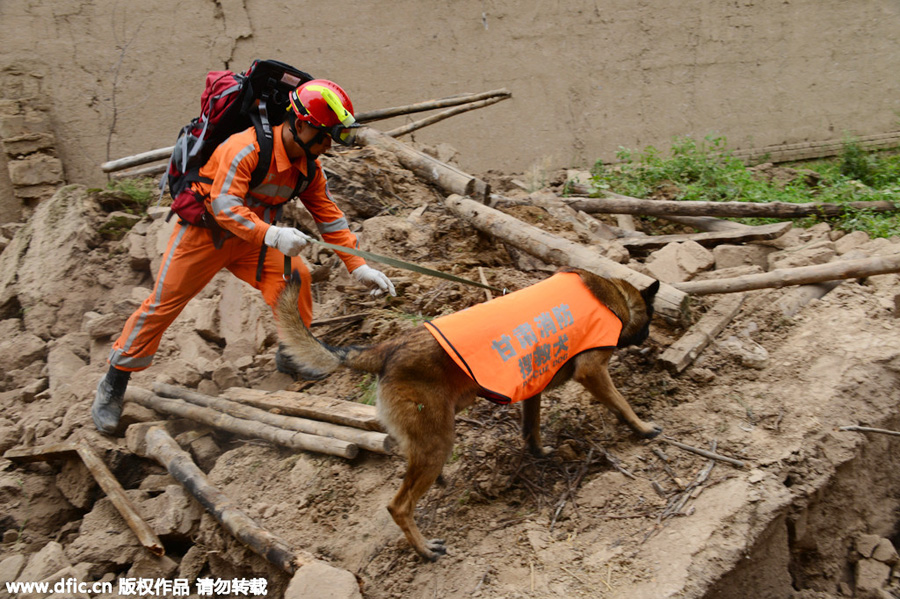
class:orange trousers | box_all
[109,222,312,372]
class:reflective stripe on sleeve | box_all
[316,216,350,234]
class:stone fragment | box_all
[55,457,98,510]
[767,239,836,270]
[872,538,899,565]
[713,243,776,270]
[645,240,715,283]
[285,560,362,599]
[857,534,881,559]
[7,154,63,187]
[0,554,26,586]
[18,541,71,583]
[855,558,891,596]
[835,230,871,255]
[717,336,769,369]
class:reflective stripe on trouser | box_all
[108,222,312,372]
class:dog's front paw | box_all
[420,538,448,562]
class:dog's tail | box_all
[275,271,385,379]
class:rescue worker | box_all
[92,79,394,434]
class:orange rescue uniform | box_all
[109,124,364,371]
[423,272,623,404]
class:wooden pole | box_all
[838,425,900,437]
[101,147,173,173]
[444,194,690,321]
[125,387,359,459]
[356,89,511,123]
[101,88,511,175]
[355,127,490,201]
[152,383,392,455]
[384,96,509,138]
[110,162,168,179]
[673,252,900,295]
[141,426,305,574]
[4,443,165,556]
[221,388,382,432]
[565,192,899,218]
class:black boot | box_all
[91,366,131,434]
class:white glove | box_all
[352,264,396,297]
[264,226,310,257]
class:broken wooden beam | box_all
[565,192,899,219]
[153,383,392,455]
[137,425,307,574]
[673,252,900,295]
[621,222,792,254]
[356,88,511,123]
[526,191,613,244]
[659,293,746,373]
[444,194,690,321]
[355,127,490,201]
[4,442,165,556]
[125,387,359,459]
[384,95,509,138]
[773,249,869,317]
[221,387,382,432]
[101,147,172,174]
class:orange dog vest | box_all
[423,272,623,404]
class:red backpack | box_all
[161,59,314,227]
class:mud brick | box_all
[7,154,63,186]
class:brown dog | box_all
[276,267,661,561]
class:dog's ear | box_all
[290,269,303,285]
[642,280,660,303]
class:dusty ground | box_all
[1,144,899,599]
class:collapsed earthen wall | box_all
[0,0,899,214]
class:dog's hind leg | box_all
[388,450,451,561]
[574,351,662,438]
[382,384,457,561]
[521,393,547,456]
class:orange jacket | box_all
[423,272,623,404]
[193,123,365,272]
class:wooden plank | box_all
[620,222,793,254]
[3,442,79,462]
[659,294,746,373]
[221,387,382,432]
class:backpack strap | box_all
[248,93,274,191]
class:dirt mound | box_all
[1,145,899,599]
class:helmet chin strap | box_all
[289,119,327,158]
[288,119,322,188]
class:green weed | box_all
[356,374,377,406]
[591,135,900,238]
[106,177,157,208]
